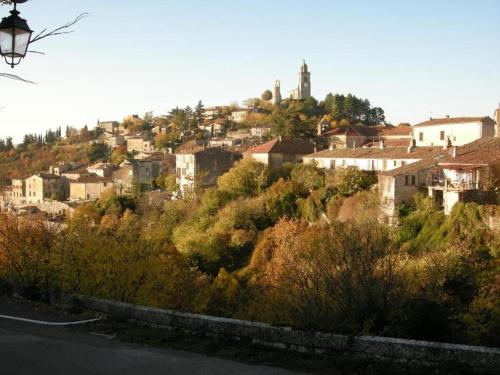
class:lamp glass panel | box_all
[14,28,30,57]
[0,29,13,54]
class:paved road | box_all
[0,297,303,375]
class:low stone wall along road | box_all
[0,297,303,375]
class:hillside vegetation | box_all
[0,160,498,347]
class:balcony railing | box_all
[426,177,480,191]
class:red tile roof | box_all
[377,124,412,136]
[438,137,500,167]
[414,117,493,128]
[245,138,315,155]
[74,175,113,183]
[305,146,442,160]
[367,139,411,148]
[382,154,446,176]
[322,124,411,138]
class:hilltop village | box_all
[0,61,499,223]
[1,61,500,350]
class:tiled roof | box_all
[381,154,446,177]
[176,146,233,155]
[438,137,500,166]
[321,124,411,138]
[377,124,412,136]
[367,139,411,148]
[245,138,315,155]
[304,146,441,160]
[62,165,88,174]
[74,175,113,183]
[33,173,60,179]
[414,117,493,128]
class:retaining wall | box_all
[61,295,500,374]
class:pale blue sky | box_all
[0,0,499,142]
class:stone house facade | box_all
[426,137,500,214]
[176,147,237,196]
[98,121,119,134]
[25,174,66,204]
[70,176,114,201]
[318,122,412,149]
[244,138,315,168]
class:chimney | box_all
[443,136,452,150]
[379,139,384,150]
[329,144,334,151]
[317,122,323,136]
[278,135,282,142]
[446,115,450,118]
[451,146,457,158]
[407,138,416,154]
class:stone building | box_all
[126,137,155,154]
[175,147,237,196]
[244,138,315,168]
[70,176,114,201]
[113,154,166,194]
[97,121,119,134]
[379,157,444,221]
[379,137,500,219]
[11,178,26,201]
[272,80,282,105]
[289,60,311,100]
[317,122,412,149]
[88,162,114,178]
[25,174,66,204]
[426,137,500,214]
[250,124,273,138]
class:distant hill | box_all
[0,143,91,185]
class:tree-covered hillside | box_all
[0,160,498,347]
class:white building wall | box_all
[304,157,419,172]
[444,191,461,215]
[412,122,484,147]
[247,153,270,165]
[176,154,196,195]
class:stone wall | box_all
[62,295,500,374]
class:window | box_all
[404,176,409,185]
[440,131,445,141]
[401,161,407,166]
[411,175,416,185]
[419,132,423,141]
[393,160,397,167]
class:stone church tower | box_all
[272,80,282,105]
[297,59,311,99]
[289,60,311,100]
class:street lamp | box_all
[0,0,32,68]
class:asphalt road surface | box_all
[0,296,303,375]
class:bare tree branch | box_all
[0,5,88,83]
[30,13,90,44]
[0,73,36,84]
